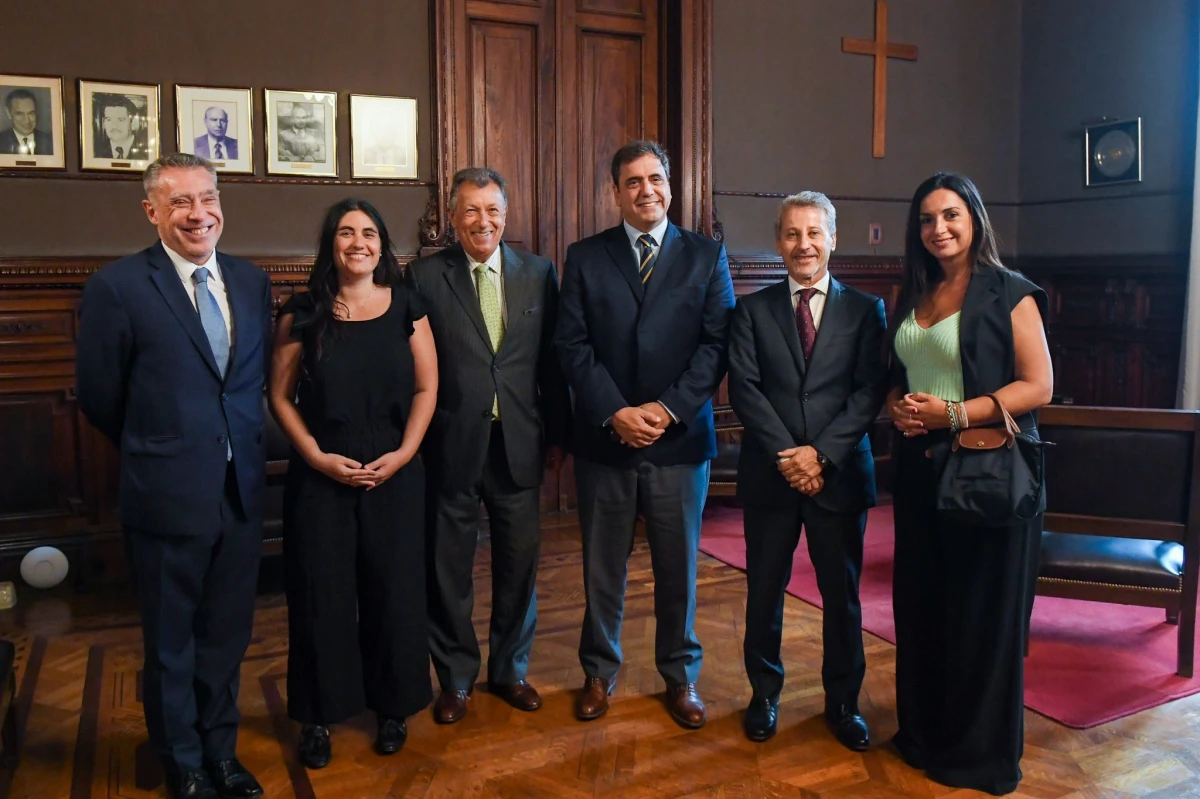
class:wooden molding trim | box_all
[0,254,414,289]
[0,170,434,188]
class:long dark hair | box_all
[894,172,1005,324]
[305,198,402,362]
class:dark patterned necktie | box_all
[115,146,124,159]
[215,141,225,159]
[637,234,657,284]
[795,287,818,363]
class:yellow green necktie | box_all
[475,263,505,418]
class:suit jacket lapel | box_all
[641,223,682,309]
[767,279,807,377]
[497,243,534,354]
[603,226,645,303]
[220,253,255,381]
[147,242,222,379]
[442,244,495,351]
[806,276,844,371]
[958,268,1001,398]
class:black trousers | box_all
[125,464,261,772]
[742,500,867,706]
[892,431,1036,796]
[427,423,541,690]
[283,430,433,725]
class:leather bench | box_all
[1036,406,1200,678]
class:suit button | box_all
[220,393,228,402]
[218,435,227,444]
[803,393,810,402]
[492,364,500,372]
[482,410,491,418]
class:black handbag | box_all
[935,393,1048,527]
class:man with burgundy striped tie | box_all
[556,141,735,728]
[727,191,887,749]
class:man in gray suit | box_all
[406,167,571,725]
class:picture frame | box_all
[265,89,337,177]
[1085,117,1142,188]
[79,79,160,172]
[176,85,253,174]
[0,74,66,170]
[350,94,418,180]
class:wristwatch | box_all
[814,449,829,466]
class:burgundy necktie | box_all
[795,287,817,363]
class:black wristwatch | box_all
[814,449,829,466]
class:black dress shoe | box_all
[203,758,263,798]
[299,724,332,770]
[825,704,870,752]
[375,716,408,755]
[166,767,219,799]
[743,695,779,742]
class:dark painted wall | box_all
[1018,0,1198,256]
[712,0,1022,256]
[0,0,432,257]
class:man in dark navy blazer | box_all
[77,153,272,799]
[555,140,735,728]
[727,192,887,749]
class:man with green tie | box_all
[406,167,572,726]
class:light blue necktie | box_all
[192,267,230,378]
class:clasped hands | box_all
[610,402,672,447]
[310,449,412,489]
[777,445,824,496]
[889,391,950,437]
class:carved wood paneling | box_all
[468,19,543,252]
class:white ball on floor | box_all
[20,546,69,589]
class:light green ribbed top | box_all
[894,311,965,401]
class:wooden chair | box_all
[1036,406,1200,678]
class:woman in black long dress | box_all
[886,173,1053,795]
[269,198,437,768]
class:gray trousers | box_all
[576,456,709,685]
[427,423,541,690]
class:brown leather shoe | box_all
[490,680,543,711]
[433,688,471,724]
[575,676,615,721]
[666,682,706,729]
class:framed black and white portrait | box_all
[350,94,418,179]
[0,74,65,170]
[176,85,253,174]
[79,79,160,172]
[265,89,337,177]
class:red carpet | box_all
[699,505,1200,728]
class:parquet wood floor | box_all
[2,512,1200,798]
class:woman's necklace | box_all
[339,285,381,319]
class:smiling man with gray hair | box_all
[727,190,887,749]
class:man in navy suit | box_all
[728,192,887,748]
[555,140,735,728]
[193,106,238,161]
[77,153,271,799]
[0,89,54,155]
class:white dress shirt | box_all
[788,269,831,330]
[622,216,678,422]
[623,216,670,268]
[108,136,136,159]
[466,245,507,322]
[163,243,233,339]
[207,135,230,159]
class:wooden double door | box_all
[428,0,714,267]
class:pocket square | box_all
[522,306,540,316]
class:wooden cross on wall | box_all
[842,0,917,158]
